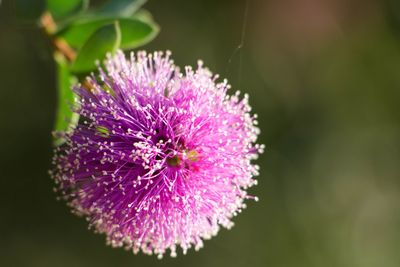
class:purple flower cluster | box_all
[51,50,263,258]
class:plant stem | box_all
[40,11,77,62]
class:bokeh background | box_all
[1,0,400,266]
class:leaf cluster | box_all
[17,0,159,144]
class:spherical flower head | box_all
[51,50,263,258]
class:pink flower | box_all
[51,50,263,258]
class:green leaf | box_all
[15,0,46,22]
[71,21,121,73]
[47,0,89,20]
[57,17,158,50]
[118,17,159,50]
[96,0,147,17]
[132,9,154,22]
[53,52,79,146]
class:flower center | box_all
[166,155,181,167]
[166,149,199,167]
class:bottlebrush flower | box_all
[51,50,263,258]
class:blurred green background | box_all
[1,0,400,266]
